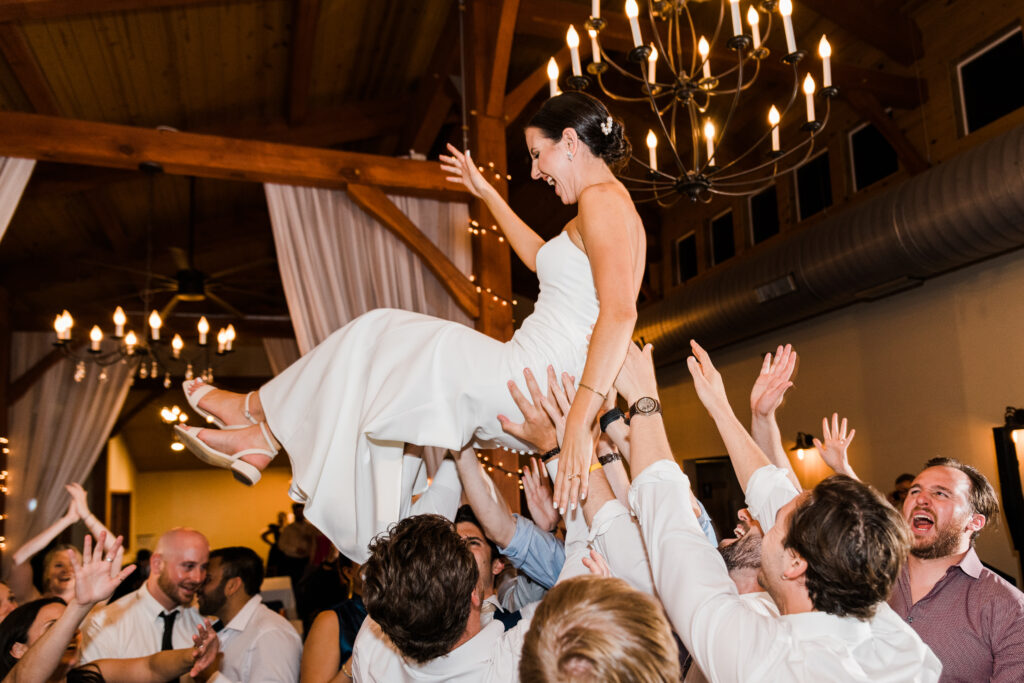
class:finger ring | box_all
[567,473,581,481]
[104,557,114,562]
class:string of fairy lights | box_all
[0,436,9,551]
[477,450,529,491]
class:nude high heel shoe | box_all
[174,422,277,485]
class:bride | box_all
[176,92,645,562]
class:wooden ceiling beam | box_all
[285,0,321,125]
[345,183,480,319]
[486,0,521,118]
[799,0,923,66]
[0,111,470,200]
[0,0,243,22]
[514,0,927,110]
[0,22,61,115]
[401,6,459,156]
[504,45,569,124]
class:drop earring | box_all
[566,150,574,161]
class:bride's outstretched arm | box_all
[553,185,639,513]
[440,144,546,271]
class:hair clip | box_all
[600,116,614,136]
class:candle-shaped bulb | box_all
[819,35,833,87]
[747,6,761,49]
[171,334,183,358]
[567,25,582,76]
[588,28,601,63]
[779,0,797,53]
[803,74,816,122]
[197,316,209,345]
[225,324,236,351]
[53,314,64,340]
[647,45,658,83]
[125,330,137,352]
[769,105,781,151]
[547,57,560,97]
[149,310,162,340]
[646,129,658,171]
[61,311,73,340]
[89,325,103,351]
[698,36,711,80]
[113,306,126,337]
[592,0,600,19]
[704,119,716,163]
[625,0,642,47]
[728,0,742,37]
[217,328,227,353]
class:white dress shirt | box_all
[208,595,302,683]
[80,583,205,663]
[629,460,942,682]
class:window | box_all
[749,185,779,244]
[849,119,899,191]
[710,210,735,265]
[957,27,1024,134]
[795,151,833,221]
[675,232,698,284]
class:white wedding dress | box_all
[260,232,599,562]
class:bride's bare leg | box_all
[190,423,282,471]
[185,380,267,425]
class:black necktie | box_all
[158,611,177,651]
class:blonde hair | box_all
[520,575,679,682]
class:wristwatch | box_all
[629,396,662,419]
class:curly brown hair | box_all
[784,475,910,621]
[361,514,478,663]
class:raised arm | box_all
[6,534,136,683]
[749,346,802,491]
[66,483,117,553]
[554,186,641,513]
[440,144,546,270]
[687,341,772,492]
[452,446,516,547]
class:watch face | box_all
[635,397,658,414]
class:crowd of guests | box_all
[1,340,1022,681]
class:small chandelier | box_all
[551,0,837,205]
[52,307,236,385]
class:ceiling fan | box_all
[91,169,278,320]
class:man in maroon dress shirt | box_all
[889,457,1024,681]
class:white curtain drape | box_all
[264,184,471,354]
[0,156,35,244]
[5,333,134,569]
[261,337,301,376]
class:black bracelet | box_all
[598,452,621,466]
[599,407,625,433]
[542,446,560,462]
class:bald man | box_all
[81,527,210,664]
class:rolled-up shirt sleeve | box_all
[498,514,565,589]
[745,464,801,533]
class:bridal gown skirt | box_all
[260,308,588,563]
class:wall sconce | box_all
[993,406,1024,578]
[790,432,815,461]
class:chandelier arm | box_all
[596,71,653,102]
[686,98,702,171]
[641,60,689,176]
[647,1,672,79]
[699,48,748,174]
[600,51,647,82]
[682,1,699,78]
[710,90,832,185]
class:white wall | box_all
[655,246,1024,584]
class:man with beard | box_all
[196,546,301,682]
[717,508,763,595]
[80,527,209,662]
[890,457,1024,681]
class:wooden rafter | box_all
[401,6,459,156]
[286,0,321,125]
[0,0,242,22]
[504,46,569,124]
[843,89,930,175]
[800,0,923,66]
[345,183,479,320]
[0,111,470,200]
[486,0,521,118]
[514,0,927,110]
[0,22,60,115]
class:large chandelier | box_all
[52,308,236,385]
[549,0,837,205]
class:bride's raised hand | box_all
[440,143,493,199]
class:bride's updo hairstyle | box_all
[528,92,631,171]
